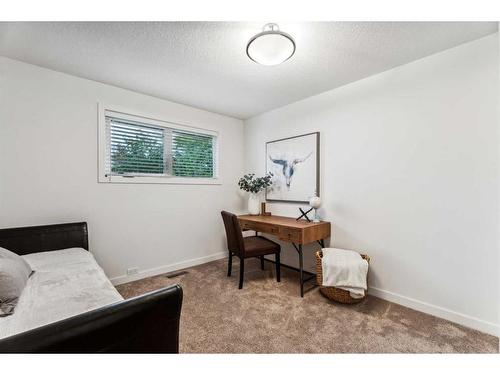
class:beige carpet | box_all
[116,258,498,353]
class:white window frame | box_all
[98,103,220,185]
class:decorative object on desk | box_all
[248,194,260,215]
[238,173,273,215]
[309,193,322,222]
[266,132,320,203]
[261,202,271,216]
[296,207,313,222]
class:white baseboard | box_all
[110,251,227,286]
[369,287,499,337]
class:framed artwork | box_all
[266,132,320,203]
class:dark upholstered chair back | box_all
[221,211,245,256]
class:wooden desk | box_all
[238,215,331,297]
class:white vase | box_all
[248,193,260,215]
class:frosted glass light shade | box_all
[309,196,321,209]
[247,24,295,66]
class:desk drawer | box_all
[279,227,302,243]
[240,221,279,235]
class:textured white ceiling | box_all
[0,22,497,119]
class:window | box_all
[99,107,219,184]
[107,117,165,176]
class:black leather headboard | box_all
[0,222,89,255]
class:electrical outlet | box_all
[126,267,139,276]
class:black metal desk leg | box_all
[298,244,304,297]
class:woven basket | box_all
[315,250,370,304]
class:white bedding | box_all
[0,248,123,339]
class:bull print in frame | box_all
[266,132,320,203]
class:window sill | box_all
[98,175,222,185]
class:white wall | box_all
[0,57,244,284]
[244,34,499,335]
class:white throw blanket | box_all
[321,248,369,299]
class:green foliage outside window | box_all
[111,137,164,175]
[110,128,214,177]
[172,131,214,177]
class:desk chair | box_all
[221,211,281,289]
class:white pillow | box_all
[0,247,34,316]
[0,247,33,276]
[0,259,31,316]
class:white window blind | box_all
[104,110,217,179]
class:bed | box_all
[0,222,183,353]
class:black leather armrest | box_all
[0,284,183,353]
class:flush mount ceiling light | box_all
[246,23,296,66]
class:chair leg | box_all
[227,252,232,277]
[260,256,265,270]
[275,252,281,282]
[239,258,245,289]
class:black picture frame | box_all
[265,132,320,204]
